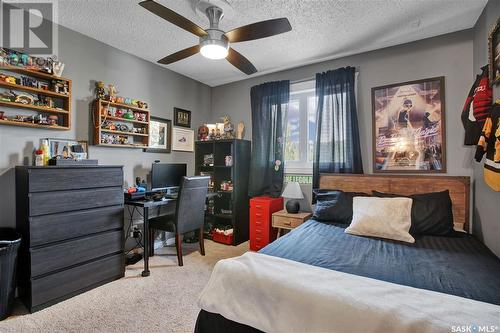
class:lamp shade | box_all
[281,182,304,199]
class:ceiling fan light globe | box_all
[200,44,228,59]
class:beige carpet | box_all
[0,240,248,333]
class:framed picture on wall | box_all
[174,107,191,128]
[488,17,500,86]
[371,76,446,173]
[144,116,171,153]
[172,127,194,152]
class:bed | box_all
[195,174,500,333]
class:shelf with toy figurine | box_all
[0,118,69,130]
[0,49,72,130]
[93,83,150,148]
[0,100,69,114]
[101,129,149,137]
[0,81,70,98]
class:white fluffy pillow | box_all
[345,197,415,243]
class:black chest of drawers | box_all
[15,166,125,312]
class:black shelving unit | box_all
[195,139,251,245]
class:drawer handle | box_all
[255,213,262,217]
[283,221,292,226]
[256,237,261,241]
[255,205,262,209]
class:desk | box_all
[125,198,176,277]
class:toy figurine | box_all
[14,92,35,105]
[222,116,234,139]
[9,53,19,65]
[123,110,134,120]
[198,124,209,141]
[47,115,58,125]
[209,128,216,140]
[124,98,132,105]
[237,121,245,139]
[116,96,125,104]
[107,84,117,102]
[95,81,106,99]
[215,128,221,140]
[5,76,17,84]
[137,101,148,109]
[52,61,65,77]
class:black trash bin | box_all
[0,228,21,321]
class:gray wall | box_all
[472,0,500,257]
[0,24,211,228]
[211,30,475,177]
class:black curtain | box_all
[248,80,290,197]
[313,67,363,190]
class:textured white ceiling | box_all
[56,0,487,87]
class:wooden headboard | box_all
[319,174,471,232]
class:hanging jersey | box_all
[475,103,500,191]
[462,65,492,145]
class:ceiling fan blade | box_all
[226,48,257,75]
[158,45,200,64]
[139,0,207,37]
[225,18,291,43]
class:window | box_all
[284,80,316,174]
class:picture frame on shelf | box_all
[44,138,88,160]
[174,107,191,128]
[144,116,172,153]
[371,76,446,173]
[172,127,195,152]
[488,17,500,86]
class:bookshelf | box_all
[195,139,251,245]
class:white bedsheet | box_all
[198,252,500,333]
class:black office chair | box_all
[148,176,210,266]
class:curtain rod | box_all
[291,71,359,85]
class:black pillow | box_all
[313,190,369,224]
[372,190,454,236]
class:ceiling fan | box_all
[138,0,292,75]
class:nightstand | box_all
[272,210,312,237]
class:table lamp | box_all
[281,181,304,214]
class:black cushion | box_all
[313,190,369,224]
[149,214,176,232]
[372,190,454,236]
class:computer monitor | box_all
[150,163,187,191]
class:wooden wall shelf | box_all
[0,101,69,114]
[0,118,69,130]
[93,99,150,148]
[0,65,72,130]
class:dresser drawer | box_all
[29,187,123,216]
[31,253,124,308]
[28,167,123,192]
[29,206,124,247]
[30,230,123,277]
[272,215,304,229]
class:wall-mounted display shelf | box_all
[0,65,72,130]
[93,99,150,148]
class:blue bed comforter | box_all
[260,220,500,306]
